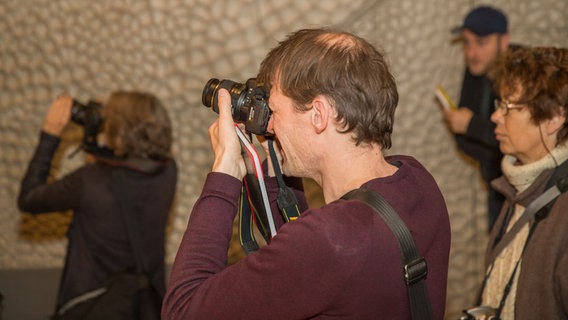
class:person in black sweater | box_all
[18,91,177,317]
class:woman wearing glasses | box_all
[464,47,568,319]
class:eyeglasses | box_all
[494,99,528,116]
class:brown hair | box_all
[102,91,173,159]
[257,28,398,149]
[494,47,568,144]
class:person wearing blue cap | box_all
[442,5,511,233]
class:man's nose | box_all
[266,117,275,134]
[465,46,477,59]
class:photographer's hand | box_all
[43,95,72,137]
[209,89,246,180]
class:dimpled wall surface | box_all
[1,0,566,318]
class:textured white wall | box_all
[1,0,566,318]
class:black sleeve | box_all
[455,70,501,162]
[18,131,83,213]
[455,113,500,162]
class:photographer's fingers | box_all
[209,89,246,179]
[43,95,73,136]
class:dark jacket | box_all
[18,132,177,310]
[456,68,503,183]
[487,167,568,319]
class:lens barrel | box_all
[201,78,270,135]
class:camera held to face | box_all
[71,99,103,151]
[202,78,271,135]
[71,99,103,129]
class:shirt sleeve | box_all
[162,173,337,320]
[17,131,83,213]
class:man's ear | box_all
[311,95,331,134]
[500,34,510,51]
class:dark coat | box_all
[18,132,177,310]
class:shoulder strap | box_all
[544,158,568,190]
[342,188,433,320]
[488,185,561,263]
[111,168,149,275]
[488,160,568,263]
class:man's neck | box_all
[316,144,398,204]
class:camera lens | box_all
[202,78,238,113]
[202,78,249,115]
[202,78,221,112]
[201,78,271,135]
[70,99,102,128]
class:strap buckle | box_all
[404,257,428,285]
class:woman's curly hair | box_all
[494,46,568,144]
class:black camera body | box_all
[202,78,271,135]
[71,99,102,128]
[71,99,103,151]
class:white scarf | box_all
[501,143,568,192]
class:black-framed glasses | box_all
[494,99,527,116]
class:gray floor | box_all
[0,265,172,320]
[0,268,61,320]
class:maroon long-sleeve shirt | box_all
[163,155,450,319]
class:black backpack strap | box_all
[544,158,568,190]
[111,168,162,320]
[342,188,433,320]
[111,169,149,275]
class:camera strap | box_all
[341,188,432,320]
[237,139,302,254]
[238,188,262,253]
[238,139,300,254]
[267,139,301,222]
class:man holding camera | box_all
[18,92,177,318]
[163,28,451,319]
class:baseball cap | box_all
[452,6,508,36]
